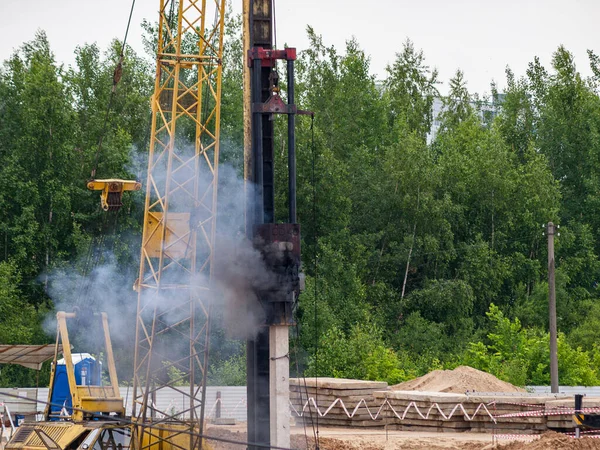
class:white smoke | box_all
[44,157,277,382]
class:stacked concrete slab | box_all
[375,391,575,434]
[289,377,600,434]
[466,394,549,434]
[289,378,388,428]
[373,391,471,432]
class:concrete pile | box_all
[289,377,388,427]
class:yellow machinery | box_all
[87,179,141,212]
[46,312,124,422]
[5,311,209,450]
[5,311,127,450]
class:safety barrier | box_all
[494,434,540,441]
[289,396,498,423]
[205,397,247,419]
[288,394,600,442]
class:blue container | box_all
[14,414,24,427]
[49,353,101,419]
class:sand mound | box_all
[497,431,600,450]
[391,365,524,393]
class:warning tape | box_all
[495,434,540,441]
[565,429,600,435]
[497,407,600,418]
[289,397,498,423]
[497,433,600,441]
[205,397,247,419]
[289,397,600,425]
[486,400,546,409]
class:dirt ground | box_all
[205,424,600,450]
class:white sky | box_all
[0,0,598,96]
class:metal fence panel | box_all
[3,386,248,422]
[527,386,600,396]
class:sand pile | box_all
[497,432,600,450]
[391,365,524,393]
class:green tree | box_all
[384,39,439,139]
[0,31,77,291]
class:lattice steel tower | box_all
[132,0,225,448]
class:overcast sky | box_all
[0,0,598,96]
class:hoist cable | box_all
[289,114,319,449]
[272,0,277,50]
[74,211,109,304]
[292,321,314,449]
[90,0,137,179]
[310,114,320,448]
[75,209,121,308]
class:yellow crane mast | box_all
[132,0,225,448]
[6,1,226,450]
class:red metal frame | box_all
[248,47,296,67]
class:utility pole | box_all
[547,222,559,393]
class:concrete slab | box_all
[374,390,467,403]
[290,377,388,390]
[546,396,600,408]
[212,418,236,425]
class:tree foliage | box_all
[1,23,600,387]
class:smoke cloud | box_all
[44,154,278,381]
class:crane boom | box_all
[133,1,225,448]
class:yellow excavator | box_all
[5,311,201,450]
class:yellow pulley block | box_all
[87,179,141,212]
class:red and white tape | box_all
[497,407,600,418]
[495,434,540,441]
[290,397,600,426]
[205,397,247,419]
[290,397,498,423]
[486,401,546,409]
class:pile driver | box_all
[243,1,308,448]
[130,0,304,448]
[9,1,304,449]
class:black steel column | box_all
[287,59,296,223]
[247,56,271,450]
[252,58,264,225]
[247,2,273,448]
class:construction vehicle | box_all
[9,1,233,448]
[6,311,128,450]
[5,311,201,450]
